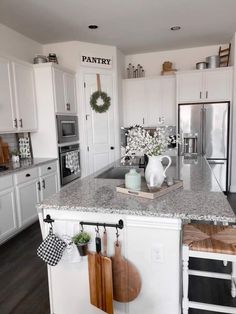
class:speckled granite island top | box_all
[38,156,235,223]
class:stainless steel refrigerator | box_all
[178,102,230,192]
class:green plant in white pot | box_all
[72,232,91,256]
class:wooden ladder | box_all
[219,43,231,67]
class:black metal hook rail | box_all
[43,214,124,230]
[80,220,124,230]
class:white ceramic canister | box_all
[125,169,141,191]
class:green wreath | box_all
[90,91,111,113]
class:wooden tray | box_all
[116,180,183,199]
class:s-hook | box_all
[43,214,54,229]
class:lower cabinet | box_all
[15,178,40,227]
[0,161,59,244]
[0,187,17,241]
[40,172,58,200]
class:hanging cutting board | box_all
[87,233,113,314]
[111,241,141,302]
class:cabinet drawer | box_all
[0,175,13,191]
[40,161,57,176]
[14,167,38,185]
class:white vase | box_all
[145,155,172,191]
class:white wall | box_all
[0,23,42,62]
[125,44,223,77]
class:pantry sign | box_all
[81,54,112,69]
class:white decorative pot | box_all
[145,155,172,191]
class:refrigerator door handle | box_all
[202,108,206,155]
[208,160,225,165]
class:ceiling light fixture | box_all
[88,25,98,30]
[170,26,181,31]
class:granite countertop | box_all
[38,156,235,223]
[0,158,57,177]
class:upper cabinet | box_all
[0,57,15,132]
[176,67,233,103]
[12,61,38,131]
[0,56,37,133]
[122,76,176,127]
[53,67,77,114]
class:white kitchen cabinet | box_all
[0,161,59,245]
[177,67,233,103]
[12,60,38,131]
[0,175,17,244]
[204,68,233,101]
[0,57,16,132]
[123,78,147,126]
[53,67,77,114]
[39,161,58,201]
[15,168,40,227]
[147,76,176,126]
[64,72,77,113]
[123,76,176,127]
[53,68,66,113]
[40,172,58,201]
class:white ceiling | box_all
[0,0,236,54]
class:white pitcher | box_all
[145,155,172,191]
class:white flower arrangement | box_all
[121,122,181,164]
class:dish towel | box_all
[65,151,80,174]
[53,220,82,263]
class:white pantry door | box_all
[84,73,115,174]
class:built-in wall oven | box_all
[56,115,79,144]
[59,143,81,186]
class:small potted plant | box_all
[72,232,91,256]
[11,149,20,163]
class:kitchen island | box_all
[38,156,235,314]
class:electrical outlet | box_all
[151,244,164,263]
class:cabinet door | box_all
[146,78,161,126]
[123,79,147,127]
[41,172,58,201]
[64,73,77,113]
[16,179,40,227]
[0,188,17,243]
[12,61,37,131]
[177,72,203,103]
[0,57,16,132]
[204,69,232,101]
[54,68,66,113]
[159,76,176,125]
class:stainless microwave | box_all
[56,115,79,144]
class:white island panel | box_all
[41,210,182,314]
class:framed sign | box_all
[81,54,112,69]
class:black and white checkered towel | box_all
[37,227,67,266]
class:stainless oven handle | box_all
[60,150,79,157]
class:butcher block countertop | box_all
[38,156,235,223]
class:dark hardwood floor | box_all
[0,222,49,314]
[0,193,236,314]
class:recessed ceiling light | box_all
[88,25,98,30]
[170,26,181,31]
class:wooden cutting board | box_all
[111,241,141,302]
[0,137,9,163]
[87,233,113,314]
